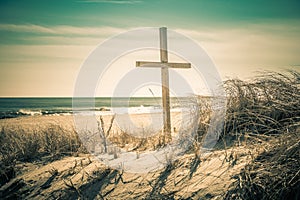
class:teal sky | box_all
[0,0,300,96]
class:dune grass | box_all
[0,124,84,163]
[195,71,299,139]
[222,71,300,136]
[0,124,86,186]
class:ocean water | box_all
[0,97,187,119]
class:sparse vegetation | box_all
[97,114,115,153]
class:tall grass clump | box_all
[190,71,299,151]
[0,124,85,186]
[222,71,300,136]
[0,124,84,163]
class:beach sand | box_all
[0,111,194,137]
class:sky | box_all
[0,0,300,97]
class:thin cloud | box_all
[0,24,125,36]
[23,36,105,45]
[78,0,142,4]
[0,24,55,34]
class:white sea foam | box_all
[18,109,42,116]
[76,105,185,116]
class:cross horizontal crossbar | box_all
[136,61,191,69]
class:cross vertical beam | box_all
[159,27,171,135]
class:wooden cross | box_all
[136,27,191,137]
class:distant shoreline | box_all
[0,97,196,119]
